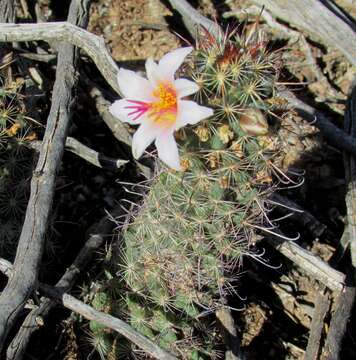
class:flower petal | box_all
[109,99,147,125]
[175,100,214,130]
[145,58,161,87]
[132,122,160,159]
[117,68,154,101]
[158,47,193,82]
[155,131,181,170]
[174,78,199,98]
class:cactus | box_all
[0,76,35,258]
[90,22,289,358]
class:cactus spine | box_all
[0,76,35,257]
[90,23,287,358]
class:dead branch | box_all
[343,83,356,269]
[5,206,121,360]
[271,193,329,239]
[58,292,177,360]
[267,236,345,293]
[0,0,91,351]
[304,287,331,360]
[0,0,15,23]
[27,137,128,171]
[87,84,132,147]
[322,284,356,360]
[216,306,243,360]
[251,0,356,66]
[279,88,356,155]
[0,259,177,360]
[167,0,221,39]
[0,22,120,95]
[319,82,356,360]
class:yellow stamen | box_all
[151,83,177,111]
[149,83,177,126]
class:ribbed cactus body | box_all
[90,24,286,358]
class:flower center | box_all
[151,83,177,111]
[147,83,177,126]
[124,83,177,126]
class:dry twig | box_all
[0,0,91,350]
[5,208,117,360]
[28,137,128,171]
[167,0,221,38]
[279,88,356,155]
[304,287,331,360]
[267,235,345,293]
[0,22,120,95]
[251,0,356,66]
[322,285,356,360]
[0,259,177,360]
[320,83,356,360]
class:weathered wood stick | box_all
[28,137,128,171]
[267,235,345,293]
[0,0,91,351]
[343,83,356,269]
[5,208,118,360]
[167,0,221,39]
[280,88,356,155]
[322,284,356,360]
[251,0,356,66]
[0,258,177,360]
[320,83,356,360]
[304,288,331,360]
[0,22,120,95]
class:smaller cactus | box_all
[0,75,35,258]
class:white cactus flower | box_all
[109,47,213,170]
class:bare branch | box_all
[58,293,177,360]
[0,259,177,360]
[167,0,221,39]
[216,306,243,360]
[343,83,356,269]
[0,0,15,23]
[320,82,356,360]
[251,0,356,66]
[0,0,92,350]
[0,22,120,95]
[267,236,345,292]
[27,137,128,170]
[322,285,356,360]
[279,88,356,155]
[6,208,119,360]
[304,288,331,360]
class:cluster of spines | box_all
[89,22,287,359]
[0,76,34,257]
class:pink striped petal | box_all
[109,99,149,125]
